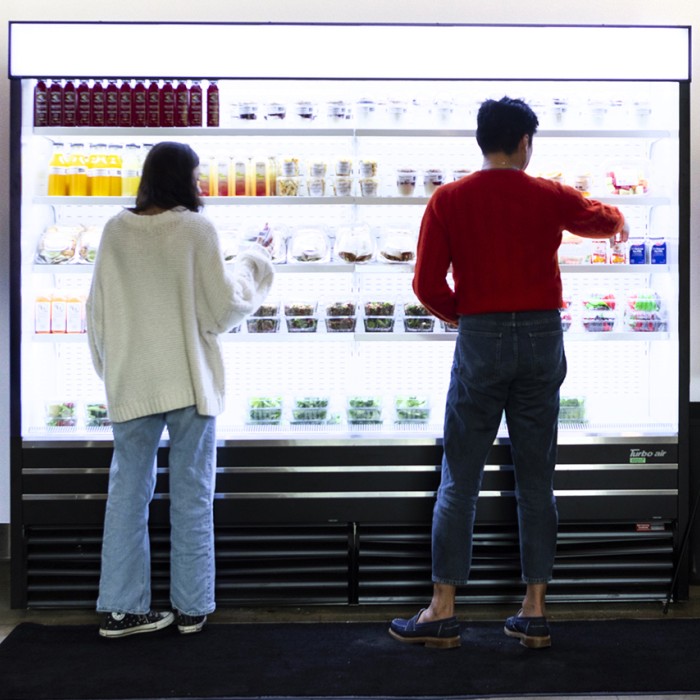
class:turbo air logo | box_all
[629,448,668,463]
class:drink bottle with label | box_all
[160,80,175,127]
[76,81,91,127]
[175,81,189,127]
[34,79,48,126]
[47,80,63,127]
[62,80,77,127]
[90,81,106,127]
[189,81,203,126]
[87,144,110,197]
[118,80,133,127]
[121,144,142,197]
[105,80,119,127]
[132,80,147,127]
[146,80,160,127]
[47,142,68,197]
[206,80,219,127]
[108,145,123,196]
[67,143,88,197]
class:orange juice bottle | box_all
[47,142,68,196]
[66,143,88,197]
[87,144,110,197]
[108,145,123,196]
[121,144,141,197]
[232,159,247,196]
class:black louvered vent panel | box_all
[357,522,675,604]
[24,524,351,608]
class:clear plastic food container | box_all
[280,158,301,177]
[247,303,281,333]
[423,169,445,195]
[378,229,416,263]
[396,169,417,196]
[326,100,351,122]
[294,101,317,121]
[308,161,328,178]
[582,294,616,332]
[85,401,111,427]
[358,160,378,178]
[248,397,283,424]
[237,102,259,120]
[264,102,286,120]
[292,396,329,423]
[306,177,326,197]
[276,176,302,197]
[335,226,375,263]
[359,177,379,197]
[403,302,435,332]
[45,401,77,428]
[624,290,667,332]
[560,298,573,332]
[559,397,586,422]
[333,176,353,197]
[288,228,329,263]
[394,395,431,423]
[347,397,383,424]
[325,301,356,333]
[284,302,318,333]
[363,300,396,332]
[335,159,353,176]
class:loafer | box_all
[389,609,461,649]
[504,609,551,648]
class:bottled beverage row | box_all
[34,78,220,129]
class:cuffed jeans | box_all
[432,311,566,586]
[97,406,217,616]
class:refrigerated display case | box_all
[9,22,690,608]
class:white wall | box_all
[2,0,699,523]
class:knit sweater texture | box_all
[87,208,274,423]
[413,170,625,323]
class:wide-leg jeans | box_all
[432,310,567,586]
[97,406,217,616]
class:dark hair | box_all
[134,141,203,213]
[476,97,539,156]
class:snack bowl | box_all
[394,395,431,423]
[248,397,283,424]
[347,397,383,424]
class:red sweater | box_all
[413,170,625,323]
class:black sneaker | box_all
[176,611,207,634]
[99,610,174,638]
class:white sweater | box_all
[86,208,274,422]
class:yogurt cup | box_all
[396,168,417,196]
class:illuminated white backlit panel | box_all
[9,23,690,82]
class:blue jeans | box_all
[97,406,217,616]
[432,311,566,586]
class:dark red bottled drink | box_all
[34,79,48,127]
[47,80,63,127]
[146,80,160,128]
[132,80,147,127]
[105,80,119,127]
[175,81,189,127]
[206,80,219,127]
[160,80,175,127]
[118,80,133,127]
[76,81,91,127]
[90,80,106,127]
[62,80,77,127]
[189,81,203,126]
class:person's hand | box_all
[614,220,630,243]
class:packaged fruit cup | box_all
[582,293,616,332]
[347,396,383,424]
[559,397,586,423]
[624,290,667,332]
[333,176,353,197]
[306,177,326,197]
[292,396,330,423]
[335,158,353,176]
[395,395,431,423]
[85,402,111,427]
[359,178,379,197]
[248,397,283,424]
[45,401,77,428]
[358,159,378,178]
[403,302,435,332]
